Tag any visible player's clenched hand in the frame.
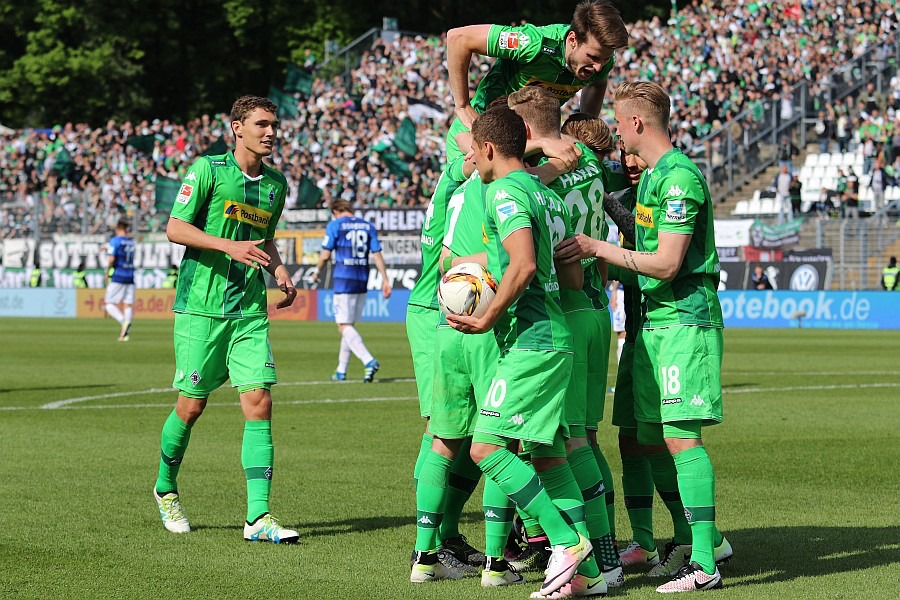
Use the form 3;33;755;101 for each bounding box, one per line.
541;138;581;171
555;234;600;264
226;240;270;269
382;280;392;299
276;282;297;309
446;313;491;334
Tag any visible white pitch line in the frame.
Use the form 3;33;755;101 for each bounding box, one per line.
38;378;416;410
3;396;417;412
724;382;900;394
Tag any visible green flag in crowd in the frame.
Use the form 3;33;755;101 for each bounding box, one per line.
201;137;228;156
297;176;323;208
284;64;314;96
394;117;417;156
53;149;76;181
267;86;299;119
126;134;162;155
379;150;412;177
154;176;181;212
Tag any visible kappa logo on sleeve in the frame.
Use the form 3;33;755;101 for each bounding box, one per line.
176;184;194;205
185;172;198;182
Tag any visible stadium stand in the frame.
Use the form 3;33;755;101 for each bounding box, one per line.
1;0;898;237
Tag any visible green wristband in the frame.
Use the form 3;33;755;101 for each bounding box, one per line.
442;256;453;272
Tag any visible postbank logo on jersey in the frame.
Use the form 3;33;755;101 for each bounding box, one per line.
635;203;655;228
525;77;582;101
224;201;272;229
499;31;530;50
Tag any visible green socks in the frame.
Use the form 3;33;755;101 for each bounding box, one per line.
537;462;601;578
591;444;617;540
646;450;693;545
440;437;482;541
155;410;192;494
568;446;619;568
415;451;452;552
413;433;433;488
242;420;274;523
673;446;717;575
620;452;655;550
482;478;515;558
477;449;579;548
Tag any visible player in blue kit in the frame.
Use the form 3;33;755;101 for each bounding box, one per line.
313;200;392;382
105;219;136;341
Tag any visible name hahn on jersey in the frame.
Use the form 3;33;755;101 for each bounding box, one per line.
224;201;271;229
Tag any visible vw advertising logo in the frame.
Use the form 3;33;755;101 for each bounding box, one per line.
789;265;820;290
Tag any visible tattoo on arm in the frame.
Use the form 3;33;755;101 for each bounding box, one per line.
624;252;641;273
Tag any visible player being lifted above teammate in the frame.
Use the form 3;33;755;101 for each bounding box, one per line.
105;220;136;341
445;0;628;163
556;82;728;593
313;200;391;383
445;105;601;598
153;95;298;544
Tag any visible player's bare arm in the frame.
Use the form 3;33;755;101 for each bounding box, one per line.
439;245;488;274
447;24;492;129
372;251;392;299
555;245;585;290
262;238;296;308
166;217;271;269
312;248;331;284
555;231;691;282
526;158;572;185
578;81;608;117
525;137;581;170
447;227;534;334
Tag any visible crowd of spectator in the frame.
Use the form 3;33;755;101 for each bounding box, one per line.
1;0;898;239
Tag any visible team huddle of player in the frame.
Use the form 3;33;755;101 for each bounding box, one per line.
406;1;730;596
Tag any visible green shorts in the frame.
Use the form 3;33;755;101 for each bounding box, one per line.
633;326;723;426
172;313;276;398
473;349;572;446
445;117;470;164
430;326;499;439
406;304;441;418
611;341;637;429
564;308;611;436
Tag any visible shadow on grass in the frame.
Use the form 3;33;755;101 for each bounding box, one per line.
295;510;484;538
0;384;114;394
617;525;900;592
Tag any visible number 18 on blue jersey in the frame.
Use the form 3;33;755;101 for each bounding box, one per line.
322;216;382;294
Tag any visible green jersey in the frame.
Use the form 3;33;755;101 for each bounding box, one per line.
446;24;615;162
545;143;609;312
476;24;613;114
634;148;723;329
483;170;573;353
169;152;286;319
409;158;467;309
438;171;486;326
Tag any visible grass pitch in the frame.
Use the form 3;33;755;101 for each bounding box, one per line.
1;318;898;599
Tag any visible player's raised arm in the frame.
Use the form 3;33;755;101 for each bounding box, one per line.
447;24;492;129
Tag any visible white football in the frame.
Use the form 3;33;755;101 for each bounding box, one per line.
438;262;498;318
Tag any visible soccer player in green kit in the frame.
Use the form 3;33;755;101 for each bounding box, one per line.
445;0;628;163
556;82;727;592
153;96;299;544
446;105;596;598
408;158;491;579
506;87;622;593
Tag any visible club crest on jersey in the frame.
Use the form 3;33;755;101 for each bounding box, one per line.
224;201;272;229
495;200;518;223
267;186;276;206
635;203;655;228
176;184;194;205
499;31;529;50
666;199;687;222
